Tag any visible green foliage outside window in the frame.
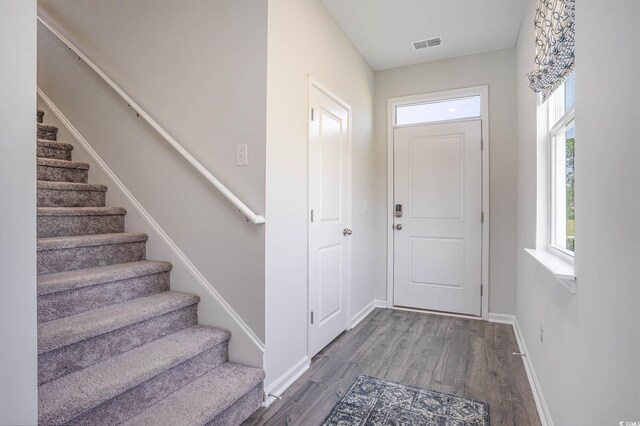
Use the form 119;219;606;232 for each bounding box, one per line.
566;137;575;251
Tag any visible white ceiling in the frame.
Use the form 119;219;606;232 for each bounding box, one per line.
320;0;527;70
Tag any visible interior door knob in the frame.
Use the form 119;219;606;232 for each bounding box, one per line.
395;224;403;230
343;228;353;236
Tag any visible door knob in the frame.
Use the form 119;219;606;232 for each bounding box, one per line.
343;228;353;236
395;224;403;230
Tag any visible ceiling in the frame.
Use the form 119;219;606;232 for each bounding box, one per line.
320;0;527;70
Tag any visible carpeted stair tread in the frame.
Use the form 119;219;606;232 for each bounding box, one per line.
37;157;89;170
37;181;108;208
38;123;57;131
38;291;199;354
37;139;74;161
38;123;59;141
37;206;126;217
38;180;107;192
38;157;89;183
121;362;265;426
38;325;231;426
37;207;128;237
38;260;172;296
38;139;73;151
37;232;148;251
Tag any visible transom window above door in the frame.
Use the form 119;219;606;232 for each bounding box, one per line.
395;95;481;126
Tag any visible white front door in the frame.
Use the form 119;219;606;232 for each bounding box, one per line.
393;120;482;316
308;84;351;357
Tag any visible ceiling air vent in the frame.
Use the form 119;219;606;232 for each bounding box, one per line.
412;36;443;51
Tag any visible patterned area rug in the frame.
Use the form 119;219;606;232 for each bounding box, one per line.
321;376;490;425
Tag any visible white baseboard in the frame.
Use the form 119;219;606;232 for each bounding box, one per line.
512;319;553;426
488;313;553;426
38;88;265;357
263;356;310;407
487;312;516;324
350;299;386;329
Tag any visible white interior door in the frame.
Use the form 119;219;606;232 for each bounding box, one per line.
308;85;351;357
393;120;482;316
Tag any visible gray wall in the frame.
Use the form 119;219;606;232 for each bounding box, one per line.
375;48;518;314
265;0;376;389
0;0;38;423
515;0;640;423
37;0;268;345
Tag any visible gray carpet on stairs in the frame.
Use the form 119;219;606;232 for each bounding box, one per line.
37;261;172;322
37;232;149;274
36;109;264;425
37;207;127;238
37;157;90;183
38;139;73;160
38;181;107;208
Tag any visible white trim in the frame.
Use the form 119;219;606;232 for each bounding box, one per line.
37;15;264;225
487;313;553;426
548;108;576;258
392;305;484;321
546;78;575;257
307;78;353;355
512;319;554;426
263;356;310;407
386;85;490;319
349;299;386;329
486;312;517;324
524;248;576;294
38;88;266;354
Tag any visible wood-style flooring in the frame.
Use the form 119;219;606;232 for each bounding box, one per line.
244;308;540;426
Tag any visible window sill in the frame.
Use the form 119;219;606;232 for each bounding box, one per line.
524;248;576;295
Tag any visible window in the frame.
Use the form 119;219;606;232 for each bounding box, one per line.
548;71;575;254
395;96;481;126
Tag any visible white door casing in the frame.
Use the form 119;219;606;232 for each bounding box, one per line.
308;83;351;357
393;120;482;316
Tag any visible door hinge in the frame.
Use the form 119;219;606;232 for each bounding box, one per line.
481;138;484;151
310;311;314;324
481;285;484;296
310;209;314;223
481;212;484;223
311;108;315;121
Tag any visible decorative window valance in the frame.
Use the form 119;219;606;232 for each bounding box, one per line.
527;0;575;102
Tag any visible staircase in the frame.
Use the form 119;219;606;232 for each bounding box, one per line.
35;109;264;425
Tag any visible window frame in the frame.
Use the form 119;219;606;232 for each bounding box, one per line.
547;79;576;258
394;95;482;126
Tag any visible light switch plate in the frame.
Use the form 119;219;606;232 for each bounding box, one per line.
236;144;248;166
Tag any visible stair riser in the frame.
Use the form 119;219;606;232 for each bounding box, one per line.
38;271;170;323
37;145;72;161
206;383;263;426
38;214;125;238
64;342;229;426
37;165;88;184
38;126;58;141
38;188;106;208
39;304;198;385
38;241;146;275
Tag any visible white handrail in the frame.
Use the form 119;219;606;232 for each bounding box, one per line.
37;15;265;225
